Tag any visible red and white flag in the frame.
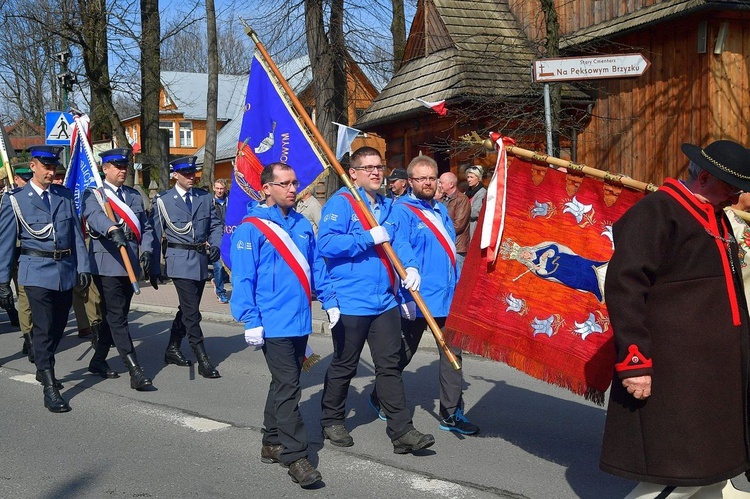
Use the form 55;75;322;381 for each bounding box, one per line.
480;133;516;263
415;97;447;116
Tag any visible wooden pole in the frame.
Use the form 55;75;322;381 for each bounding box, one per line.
241;20;461;370
0;126;15;190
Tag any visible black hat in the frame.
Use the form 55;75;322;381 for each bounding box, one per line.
99;148;130;166
55;164;67;176
681;140;750;192
387;168;408;181
27;145;63;166
169;156;200;173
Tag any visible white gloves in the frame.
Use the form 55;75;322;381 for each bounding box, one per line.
326;307;341;329
369;226;390;245
244;326;264;348
402;267;421;291
400;301;417;321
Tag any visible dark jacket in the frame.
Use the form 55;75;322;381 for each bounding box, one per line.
441;190;471;253
600;178;750;486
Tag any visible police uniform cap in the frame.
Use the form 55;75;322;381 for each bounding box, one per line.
27;145;63;166
99;148;130;166
169;156;200;173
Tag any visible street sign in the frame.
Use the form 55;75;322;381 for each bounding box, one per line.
45;111;74;145
533;53;650;83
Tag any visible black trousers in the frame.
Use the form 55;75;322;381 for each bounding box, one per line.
94;275;135;358
262;336;308;465
320;306;413;440
171;278;206;347
25;286;73;372
373;316;464;419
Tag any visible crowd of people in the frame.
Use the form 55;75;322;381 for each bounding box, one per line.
4;139;750;496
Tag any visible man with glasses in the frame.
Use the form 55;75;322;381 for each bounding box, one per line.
370;155;479;435
600;140;750;497
231;162;338;488
318;146;435;454
151;156;223;379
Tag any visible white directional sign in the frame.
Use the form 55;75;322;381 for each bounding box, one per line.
45;111;74;145
533;53;650;82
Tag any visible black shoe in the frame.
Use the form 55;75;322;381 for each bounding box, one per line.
322;424;353;447
392;429;435;454
123;353;153;391
164;334;191;367
260;444;285;466
439;408;479;435
88;343;119;379
191;343;220;379
287;458;322;488
35;371;63;389
39;369;70;413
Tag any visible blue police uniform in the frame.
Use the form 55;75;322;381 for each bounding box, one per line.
150;156;223;378
0;145;91;413
80;147;156;389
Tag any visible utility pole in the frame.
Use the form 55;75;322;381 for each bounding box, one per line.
55;48;74;165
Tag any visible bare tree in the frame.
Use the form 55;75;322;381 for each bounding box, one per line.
391;0;406;73
140;0;163;188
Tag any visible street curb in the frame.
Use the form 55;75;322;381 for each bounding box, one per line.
130;302;331;335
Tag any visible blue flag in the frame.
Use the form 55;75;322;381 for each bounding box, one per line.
222;52;328;270
64;116;100;214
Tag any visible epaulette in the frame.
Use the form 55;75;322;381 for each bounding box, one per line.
192;187;208;195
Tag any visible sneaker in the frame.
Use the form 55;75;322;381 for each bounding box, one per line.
287;458;322;488
439;408;479;435
369;393;386;421
322;424;354;447
217;292;229;304
260;444;285;465
392;429;435;454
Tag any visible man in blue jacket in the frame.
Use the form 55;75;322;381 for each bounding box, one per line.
374;155;478;435
151;157;223;378
318;146;435;454
230;162;337;488
0;145;91;413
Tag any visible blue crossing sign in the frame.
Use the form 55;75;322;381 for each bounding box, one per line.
45;111;74;145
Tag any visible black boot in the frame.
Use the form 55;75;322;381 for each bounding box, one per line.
90;322;100;350
39;369;70;413
88;343;119;379
35;370;63;389
164;334;191;366
22;333;34;363
123;353;153;391
192;343;221;379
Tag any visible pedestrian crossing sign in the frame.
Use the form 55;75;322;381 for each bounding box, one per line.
45;112;74;145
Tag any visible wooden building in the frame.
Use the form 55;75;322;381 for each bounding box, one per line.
357;0;750;185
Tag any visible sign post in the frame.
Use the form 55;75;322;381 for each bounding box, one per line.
45;111;74;146
533;53;650;154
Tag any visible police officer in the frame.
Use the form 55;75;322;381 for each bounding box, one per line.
0;145;91;413
82;148;156;390
151;156;223;378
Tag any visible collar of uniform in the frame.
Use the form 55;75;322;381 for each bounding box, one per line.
408;191;438;210
28;180;49;197
174;184;192;198
104;180;123;193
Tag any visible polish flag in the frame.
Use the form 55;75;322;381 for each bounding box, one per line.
480;133;516;264
415;97;447;116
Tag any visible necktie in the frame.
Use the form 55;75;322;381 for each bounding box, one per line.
116;188;125;203
185;192;192;212
41;191;51;211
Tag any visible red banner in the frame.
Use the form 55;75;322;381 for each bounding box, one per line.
446;157;644;404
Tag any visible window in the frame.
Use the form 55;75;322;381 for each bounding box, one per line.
179;121;193;147
159;121;175;147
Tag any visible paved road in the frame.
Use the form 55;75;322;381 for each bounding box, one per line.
0;285;747;498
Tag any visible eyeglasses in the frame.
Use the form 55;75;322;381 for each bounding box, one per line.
352;165;385;172
267;180;300;190
409;176;437;184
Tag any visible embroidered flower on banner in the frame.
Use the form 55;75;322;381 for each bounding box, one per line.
563;196;594;226
529;201;556;219
601;225;614;250
504;293;528;316
572;311;610;340
531;315;564;337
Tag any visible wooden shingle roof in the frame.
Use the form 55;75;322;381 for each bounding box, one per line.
356;0;542;129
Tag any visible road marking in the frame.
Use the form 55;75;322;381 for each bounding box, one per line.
410;476;471;497
10;374;39;385
133;406;230;432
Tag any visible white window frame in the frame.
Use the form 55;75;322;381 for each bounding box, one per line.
179;121;193;147
159;121;175;147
